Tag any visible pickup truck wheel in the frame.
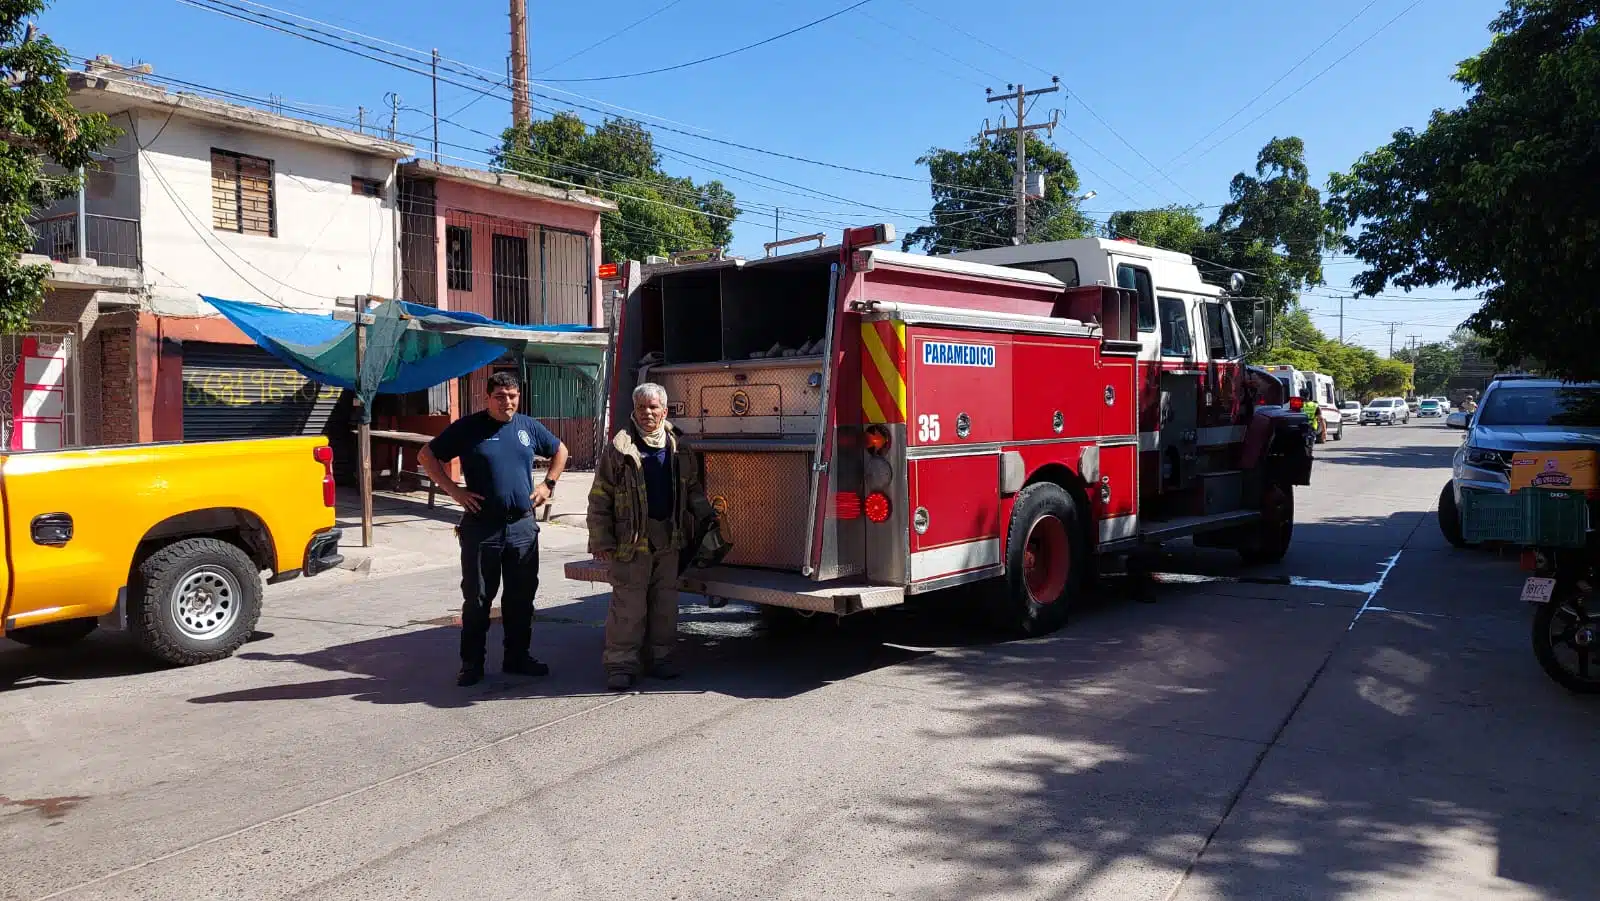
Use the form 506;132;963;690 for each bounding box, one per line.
130;537;263;666
989;482;1080;637
6;617;97;648
1239;484;1294;565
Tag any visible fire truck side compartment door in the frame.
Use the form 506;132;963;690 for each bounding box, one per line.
908;452;1002;585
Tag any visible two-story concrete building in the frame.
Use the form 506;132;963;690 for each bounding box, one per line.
29;61;410;445
28;60;618;469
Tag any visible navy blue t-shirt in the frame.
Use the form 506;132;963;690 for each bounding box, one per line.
428;412;561;519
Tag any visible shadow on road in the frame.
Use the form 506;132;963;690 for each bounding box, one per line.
1321;442;1457;469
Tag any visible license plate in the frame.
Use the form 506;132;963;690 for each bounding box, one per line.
1521;577;1557;604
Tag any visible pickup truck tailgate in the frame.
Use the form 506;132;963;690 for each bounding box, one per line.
563;559;903;615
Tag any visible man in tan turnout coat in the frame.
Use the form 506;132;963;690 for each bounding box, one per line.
588;382;723;691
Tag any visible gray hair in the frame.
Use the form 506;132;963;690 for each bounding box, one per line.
633;382;668;405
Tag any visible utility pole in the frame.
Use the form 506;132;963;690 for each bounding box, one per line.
1339;294;1345;344
357;106;366;134
509;0;531;124
384;92;401;141
774;208;780;242
984;78;1061;244
431;49;440;162
1408;334;1422;357
1388;322;1399;358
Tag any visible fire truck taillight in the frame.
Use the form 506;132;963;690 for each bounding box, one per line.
835;492;862;520
864;425;891;455
864;492;892;524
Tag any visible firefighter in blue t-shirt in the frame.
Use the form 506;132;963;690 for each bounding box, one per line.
420;371;568;687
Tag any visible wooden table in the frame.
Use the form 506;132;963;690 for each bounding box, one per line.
366;429;446;507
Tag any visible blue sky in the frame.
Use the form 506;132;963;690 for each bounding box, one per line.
40;0;1506;353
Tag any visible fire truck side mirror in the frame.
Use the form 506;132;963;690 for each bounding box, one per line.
1251;304;1266;346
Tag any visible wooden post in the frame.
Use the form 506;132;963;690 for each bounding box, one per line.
355;312;374;548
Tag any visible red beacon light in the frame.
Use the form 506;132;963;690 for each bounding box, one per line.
864;491;892;524
844;223;897;249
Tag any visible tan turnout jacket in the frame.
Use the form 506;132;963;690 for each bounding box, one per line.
587;423;718;563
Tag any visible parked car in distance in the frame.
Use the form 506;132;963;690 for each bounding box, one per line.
1362;397;1410;425
1407;398;1421;415
1418;398;1443;418
1438;378;1600;547
1434;397;1453;413
1339;400;1362;425
0;437;343;665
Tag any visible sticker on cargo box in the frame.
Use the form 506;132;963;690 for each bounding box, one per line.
921;341;995;368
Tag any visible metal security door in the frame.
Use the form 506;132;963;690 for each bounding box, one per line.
492;233;532;324
182;342;340;441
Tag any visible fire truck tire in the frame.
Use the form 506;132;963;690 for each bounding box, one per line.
991;482;1083;636
1238;483;1295;565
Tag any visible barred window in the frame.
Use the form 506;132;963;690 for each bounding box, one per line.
211;149;275;237
445;225;473;291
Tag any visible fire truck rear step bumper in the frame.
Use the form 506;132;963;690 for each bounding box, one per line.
1137;510;1261;544
563;560;905;615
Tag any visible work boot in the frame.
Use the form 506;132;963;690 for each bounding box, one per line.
646;661;682;680
457;664;485;687
503;655;551;677
606;672;636;692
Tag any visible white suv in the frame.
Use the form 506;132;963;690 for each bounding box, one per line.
1361;397;1410;425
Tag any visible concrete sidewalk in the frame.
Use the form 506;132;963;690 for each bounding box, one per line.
334;470;594;576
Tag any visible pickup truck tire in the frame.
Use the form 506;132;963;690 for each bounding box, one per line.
1238;483;1295;565
988;482;1081;637
6;617;97;648
130;537;263;666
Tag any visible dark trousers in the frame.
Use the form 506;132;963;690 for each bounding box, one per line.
458;515;539;666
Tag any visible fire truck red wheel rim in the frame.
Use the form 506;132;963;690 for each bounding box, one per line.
1023;515;1070;604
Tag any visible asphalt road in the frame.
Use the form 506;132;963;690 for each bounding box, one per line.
3;418;1595;901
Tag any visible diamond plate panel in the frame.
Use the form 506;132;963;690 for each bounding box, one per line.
703;451;812;571
655;360;824;423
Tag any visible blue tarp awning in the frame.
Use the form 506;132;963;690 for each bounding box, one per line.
203;297;611;422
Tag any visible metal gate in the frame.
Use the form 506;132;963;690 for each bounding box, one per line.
500;362;602;470
182;342;341;441
0;332;76;450
492;233;533;324
541;228;591;324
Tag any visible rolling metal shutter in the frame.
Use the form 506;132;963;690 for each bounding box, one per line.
182;342;341;441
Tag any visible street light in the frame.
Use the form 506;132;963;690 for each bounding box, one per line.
1075;190;1097;202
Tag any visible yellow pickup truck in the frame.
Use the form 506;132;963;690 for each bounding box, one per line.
0;436;343;665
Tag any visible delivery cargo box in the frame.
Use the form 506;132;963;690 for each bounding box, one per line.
1509;450;1599;493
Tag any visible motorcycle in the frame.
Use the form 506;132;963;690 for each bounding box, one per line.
1523;542;1600;693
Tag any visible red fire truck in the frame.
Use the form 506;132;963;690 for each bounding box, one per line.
570;225;1313;634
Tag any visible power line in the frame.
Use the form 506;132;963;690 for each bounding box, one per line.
177;0;1024;203
1166;0;1384;167
539;0;877;83
1179;0;1426;169
537;0;692;74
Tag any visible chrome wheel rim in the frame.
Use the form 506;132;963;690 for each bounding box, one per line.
170;566;241;640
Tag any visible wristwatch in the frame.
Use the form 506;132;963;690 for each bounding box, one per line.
544;477;558;493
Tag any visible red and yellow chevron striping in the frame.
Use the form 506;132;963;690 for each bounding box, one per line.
860;319;906;424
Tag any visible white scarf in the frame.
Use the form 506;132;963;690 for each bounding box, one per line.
633;414;668;449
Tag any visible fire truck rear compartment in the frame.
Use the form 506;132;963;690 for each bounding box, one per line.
637;251;839;575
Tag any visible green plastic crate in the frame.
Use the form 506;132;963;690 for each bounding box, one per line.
1459;488;1590;547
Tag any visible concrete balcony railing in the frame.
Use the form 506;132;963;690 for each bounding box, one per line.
28;213;141;270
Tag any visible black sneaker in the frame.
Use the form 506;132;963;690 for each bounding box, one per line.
606;672;636;692
503;656;551;677
457;665;485;687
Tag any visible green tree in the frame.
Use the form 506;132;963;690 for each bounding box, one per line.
901;133;1092;253
1394;341;1462;396
1368;358;1414;397
1197;137;1340;317
1327;1;1599;381
2;2;118;330
1105;138;1338;324
495;113;740;263
1105;205;1206;253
